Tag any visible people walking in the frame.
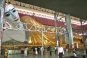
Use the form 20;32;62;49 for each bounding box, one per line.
21;47;24;54
58;45;64;58
54;46;57;54
24;47;28;56
85;45;87;55
65;44;69;52
73;51;77;58
32;47;35;54
49;46;52;55
35;47;38;55
40;46;44;55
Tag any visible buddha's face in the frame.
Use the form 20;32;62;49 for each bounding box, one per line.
4;4;20;23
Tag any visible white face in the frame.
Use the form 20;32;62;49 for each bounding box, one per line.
4;4;20;23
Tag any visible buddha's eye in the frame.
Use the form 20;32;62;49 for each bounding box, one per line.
12;8;16;13
5;12;10;16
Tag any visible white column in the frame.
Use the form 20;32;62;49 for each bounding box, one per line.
0;0;5;54
65;14;74;48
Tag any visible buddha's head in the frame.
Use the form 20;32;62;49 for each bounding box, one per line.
4;4;23;29
4;4;20;23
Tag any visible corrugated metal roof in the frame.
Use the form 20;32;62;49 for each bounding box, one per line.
15;0;87;20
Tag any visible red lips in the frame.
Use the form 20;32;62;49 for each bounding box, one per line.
14;18;19;21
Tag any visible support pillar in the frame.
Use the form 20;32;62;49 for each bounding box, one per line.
80;19;85;42
0;0;5;55
54;11;59;46
41;25;44;56
65;14;74;48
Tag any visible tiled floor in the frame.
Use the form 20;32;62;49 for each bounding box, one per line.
8;54;57;58
0;51;86;58
8;52;61;58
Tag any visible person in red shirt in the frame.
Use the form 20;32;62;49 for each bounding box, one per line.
66;44;69;52
21;47;24;54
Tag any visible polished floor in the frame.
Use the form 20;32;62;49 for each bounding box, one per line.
6;52;72;58
0;51;86;58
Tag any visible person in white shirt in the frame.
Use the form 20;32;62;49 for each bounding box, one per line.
35;47;38;55
40;46;44;55
58;45;64;58
24;47;28;56
73;51;77;58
